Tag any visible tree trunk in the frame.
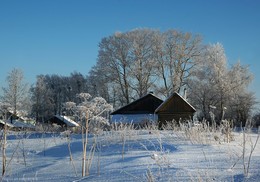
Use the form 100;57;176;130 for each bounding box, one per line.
81;112;89;177
2;120;7;176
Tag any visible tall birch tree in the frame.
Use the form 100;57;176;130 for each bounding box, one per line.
1;68;31;116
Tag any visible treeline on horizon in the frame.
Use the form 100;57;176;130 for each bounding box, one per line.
1;28;259;127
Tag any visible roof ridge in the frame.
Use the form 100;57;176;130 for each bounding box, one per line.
155;92;196;113
111;93;163;115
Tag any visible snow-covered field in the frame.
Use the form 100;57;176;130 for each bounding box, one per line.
1;128;260;182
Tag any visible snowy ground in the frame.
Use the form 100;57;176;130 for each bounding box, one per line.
1;128;260;181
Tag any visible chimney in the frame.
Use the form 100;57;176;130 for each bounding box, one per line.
183;88;187;100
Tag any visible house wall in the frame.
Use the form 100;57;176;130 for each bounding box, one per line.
158;112;194;128
111;114;158;125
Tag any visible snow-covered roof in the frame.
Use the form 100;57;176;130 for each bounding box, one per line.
7;108;33;121
0;120;14;127
0;119;35;129
54;115;79;127
11;120;36;129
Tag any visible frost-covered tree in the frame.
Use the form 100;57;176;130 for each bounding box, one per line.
188;43;255;125
152;30;175;98
68;71;88;98
165;30;202;93
31;73;88;120
225;62;255;125
97;29;202;105
1;68;31;117
31;75;54;122
127;29;158;98
98;31;132;105
44;74;67;115
153;30;202;97
188;43;229;121
0;68;31;176
87;65;112;103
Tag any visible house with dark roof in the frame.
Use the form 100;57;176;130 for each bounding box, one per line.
110;92;196;128
47;115;79;128
110;93;163;126
0;109;36;130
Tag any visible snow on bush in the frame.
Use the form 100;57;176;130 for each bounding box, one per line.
64;93;113;128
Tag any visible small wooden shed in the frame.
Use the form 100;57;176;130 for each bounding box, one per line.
155;92;196;128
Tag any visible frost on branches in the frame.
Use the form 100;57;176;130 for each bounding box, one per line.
63;93;113;177
64;93;113;127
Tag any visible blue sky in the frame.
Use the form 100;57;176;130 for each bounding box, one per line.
0;0;260;105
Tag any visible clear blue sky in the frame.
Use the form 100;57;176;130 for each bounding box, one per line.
0;0;260;105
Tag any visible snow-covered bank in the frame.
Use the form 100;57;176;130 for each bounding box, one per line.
1;129;259;181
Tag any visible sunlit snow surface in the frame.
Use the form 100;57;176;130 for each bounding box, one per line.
1;130;260;181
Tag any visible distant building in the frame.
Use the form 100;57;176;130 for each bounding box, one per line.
0;109;36;130
110;92;196;128
47;115;79;128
